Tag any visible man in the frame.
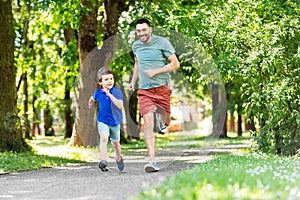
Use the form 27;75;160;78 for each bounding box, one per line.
129;18;180;173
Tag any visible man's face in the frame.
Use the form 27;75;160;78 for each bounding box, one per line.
136;23;152;43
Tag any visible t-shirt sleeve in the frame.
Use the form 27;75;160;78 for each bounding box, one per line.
162;38;176;58
93;91;97;100
115;89;123;100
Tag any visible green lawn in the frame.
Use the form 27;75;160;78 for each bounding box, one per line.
134;153;300;200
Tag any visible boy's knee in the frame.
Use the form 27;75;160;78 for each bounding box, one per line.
111;141;120;148
100;134;109;143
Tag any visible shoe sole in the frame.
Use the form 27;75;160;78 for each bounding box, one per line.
144;165;159;173
99;161;109;172
158;131;165;135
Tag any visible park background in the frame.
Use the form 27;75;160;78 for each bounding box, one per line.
0;0;299;199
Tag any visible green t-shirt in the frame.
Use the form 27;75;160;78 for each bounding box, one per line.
132;34;175;89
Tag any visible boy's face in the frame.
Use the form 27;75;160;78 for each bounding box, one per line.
99;74;114;90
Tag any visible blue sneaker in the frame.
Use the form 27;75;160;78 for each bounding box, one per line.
144;161;160;173
98;160;109;172
116;157;124;172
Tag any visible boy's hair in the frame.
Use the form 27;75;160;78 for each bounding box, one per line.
136;18;151;27
97;67;115;82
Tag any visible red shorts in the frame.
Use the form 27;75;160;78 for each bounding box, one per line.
138;84;172;126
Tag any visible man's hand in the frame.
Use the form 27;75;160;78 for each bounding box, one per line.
144;69;157;78
129;82;136;92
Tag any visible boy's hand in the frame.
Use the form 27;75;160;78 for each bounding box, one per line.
102;88;112;98
88;96;94;108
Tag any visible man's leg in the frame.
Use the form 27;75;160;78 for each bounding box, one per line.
143;112;160;172
155;105;170;133
143;112;155;161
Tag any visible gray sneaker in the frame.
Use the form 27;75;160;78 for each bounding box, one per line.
144;161;160;173
98;160;109;172
156;114;167;135
116;157;124;172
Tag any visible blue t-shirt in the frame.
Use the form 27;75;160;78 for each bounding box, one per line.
93;86;123;126
132;34;176;89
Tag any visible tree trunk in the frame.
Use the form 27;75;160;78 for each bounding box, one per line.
32;95;41;136
69;0;99;147
70;0;132;147
211;82;219;137
44;104;54;136
221;112;227;138
121;79;140;140
211;82;227;138
21;3;31;139
63;26;77;138
229;112;235;131
237;113;242;136
0;0;29;152
23;73;31;138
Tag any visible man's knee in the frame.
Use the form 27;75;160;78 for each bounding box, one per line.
143;113;155;139
143;113;154;128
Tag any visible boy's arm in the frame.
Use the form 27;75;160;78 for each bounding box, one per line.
103;89;123;110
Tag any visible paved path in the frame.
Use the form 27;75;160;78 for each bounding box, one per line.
0;144;249;200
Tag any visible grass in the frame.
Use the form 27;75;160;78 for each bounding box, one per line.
0;152;81;174
134;153;300;200
0;135;96;174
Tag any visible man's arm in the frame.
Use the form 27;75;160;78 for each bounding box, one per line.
129;59;139;91
144;54;180;78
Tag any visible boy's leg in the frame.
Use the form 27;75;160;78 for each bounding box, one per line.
100;134;109;161
97;122;110;172
111;141;122;161
110;125;124;172
109;124;122;161
111;141;124;172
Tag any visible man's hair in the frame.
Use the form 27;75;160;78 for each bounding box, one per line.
97;67;115;82
136;18;151;27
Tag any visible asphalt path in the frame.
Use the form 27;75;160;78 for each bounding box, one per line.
0;144;248;200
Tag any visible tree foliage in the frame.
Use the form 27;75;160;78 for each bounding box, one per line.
4;0;299;155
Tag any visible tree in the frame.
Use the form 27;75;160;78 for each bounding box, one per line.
70;0;133;147
0;0;29;152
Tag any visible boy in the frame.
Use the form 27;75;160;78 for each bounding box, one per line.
88;67;124;172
